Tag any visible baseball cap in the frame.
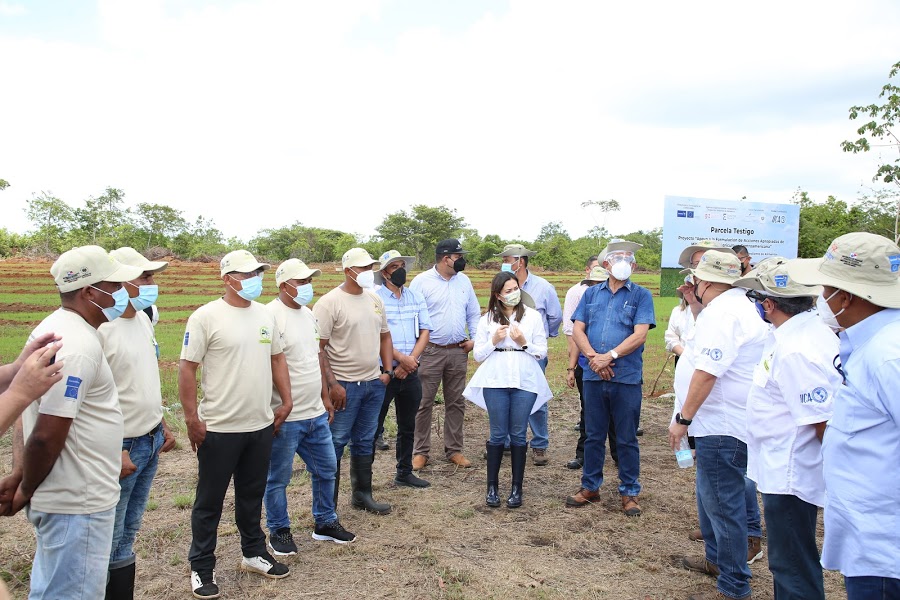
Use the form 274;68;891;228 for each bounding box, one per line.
582;266;609;284
275;258;321;286
375;250;414;285
601;238;642;261
51;245;144;293
110;247;168;275
687;250;743;285
220;250;270;276
342;247;378;270
786;232;900;308
678;240;737;269
735;257;821;298
498;243;536;258
435;239;468;255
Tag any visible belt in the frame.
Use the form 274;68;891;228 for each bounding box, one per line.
146;422;162;437
428;341;465;349
493;348;525;352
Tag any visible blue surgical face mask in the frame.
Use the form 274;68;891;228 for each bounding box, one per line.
288;282;314;306
500;263;514;273
129;284;159;311
230;275;263;301
90;285;130;322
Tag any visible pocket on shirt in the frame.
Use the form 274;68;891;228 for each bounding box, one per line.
618;305;637;326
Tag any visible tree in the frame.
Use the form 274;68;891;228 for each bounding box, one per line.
533;221;576;271
841;60;900;242
793;190;866;257
0;179;9;191
74;187;128;247
375;205;466;267
25;191;75;253
134;202;188;250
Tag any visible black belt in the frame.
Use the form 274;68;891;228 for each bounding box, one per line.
428;341;465;349
146;422;162;437
493;348;525;352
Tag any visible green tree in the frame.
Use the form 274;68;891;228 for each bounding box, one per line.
134;202;188;250
171;215;232;259
0;179;9;191
375;205;466;267
793;190;866;257
617;228;663;269
25;191;75;253
74;187;128;247
532;221;576;271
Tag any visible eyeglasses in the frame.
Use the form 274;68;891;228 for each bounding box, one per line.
744;290;769;304
607;253;635;265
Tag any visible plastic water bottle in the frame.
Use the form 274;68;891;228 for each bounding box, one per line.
675;436;694;468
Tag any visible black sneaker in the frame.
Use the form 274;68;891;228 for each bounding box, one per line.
375;435;389;451
312;521;357;544
191;570;220;599
268;527;298;556
395;472;431;488
240;552;290;579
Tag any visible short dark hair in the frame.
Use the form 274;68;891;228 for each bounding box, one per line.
586;255;598;268
770;295;814;316
732;245;748;254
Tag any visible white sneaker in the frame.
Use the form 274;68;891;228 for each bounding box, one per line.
240;553;290;579
190;570;220;599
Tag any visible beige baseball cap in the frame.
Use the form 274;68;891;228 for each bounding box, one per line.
51;245;144;292
110;247;168;275
220;250;270;276
341;247;378;270
735;257;822;298
498;243;537;258
582;266;609;284
678;240;737;269
601;238;642;261
375;250;414;284
786;232;900;308
687;250;743;285
275;258;321;286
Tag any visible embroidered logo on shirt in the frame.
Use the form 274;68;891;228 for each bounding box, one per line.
259;326;272;344
800;387;829;404
701;348;723;361
64;376;83;400
183;332;190;346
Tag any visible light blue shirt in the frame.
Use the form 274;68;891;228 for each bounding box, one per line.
820;308;900;579
375;284;433;367
521;271;563;338
409;267;481;346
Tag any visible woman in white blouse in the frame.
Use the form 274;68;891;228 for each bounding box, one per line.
464;272;552;509
664;290;695;366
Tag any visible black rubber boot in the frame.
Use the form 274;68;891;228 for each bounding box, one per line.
507;444;527;509
333;457;341;507
349;454;392;515
105;556;136;600
485;442;504;508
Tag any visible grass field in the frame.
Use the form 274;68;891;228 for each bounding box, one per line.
0;259;844;599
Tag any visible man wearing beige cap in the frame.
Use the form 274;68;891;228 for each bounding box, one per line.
737;258;840;600
1;245;139;599
668;250;769;600
499;243;562;466
180;249;294;598
313;248;394;515
100;247;176;598
786;232;900;600
373;250;433;488
264;259;356;553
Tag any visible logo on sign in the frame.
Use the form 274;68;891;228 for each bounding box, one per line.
677;210;686;217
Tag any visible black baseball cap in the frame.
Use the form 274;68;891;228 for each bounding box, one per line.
436;239;468;255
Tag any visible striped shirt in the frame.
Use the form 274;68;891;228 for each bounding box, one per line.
375;284;433;366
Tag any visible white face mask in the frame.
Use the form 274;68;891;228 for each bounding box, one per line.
610;261;632;280
817;289;845;331
352;269;375;289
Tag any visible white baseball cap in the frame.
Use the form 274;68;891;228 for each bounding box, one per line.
51;245;144;292
110;247;168;275
341;247;378;270
220;250;270;276
275;259;321;286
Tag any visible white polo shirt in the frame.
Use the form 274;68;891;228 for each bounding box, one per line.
675;288;769;442
821;308;900;579
745;311;840;507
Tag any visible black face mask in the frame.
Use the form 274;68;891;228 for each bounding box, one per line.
389;267;407;287
452;257;466;272
693;281;705;305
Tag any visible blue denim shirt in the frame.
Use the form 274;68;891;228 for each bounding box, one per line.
572;279;656;384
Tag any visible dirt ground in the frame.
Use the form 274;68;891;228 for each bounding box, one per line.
0;388;846;600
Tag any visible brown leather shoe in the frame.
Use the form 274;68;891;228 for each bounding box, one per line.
681;555;719;578
621;495;641;517
532;448;549;466
412;455;429;471
565;488;600;507
448;453;472;468
688;528;704;542
747;536;763;565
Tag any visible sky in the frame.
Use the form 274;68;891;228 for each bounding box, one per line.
1;0;899;245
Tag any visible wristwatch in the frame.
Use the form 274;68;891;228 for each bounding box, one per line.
609;349;619;360
675;412;692;426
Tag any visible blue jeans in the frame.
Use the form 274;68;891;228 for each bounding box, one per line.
110;425;164;564
483;388;537;446
330;379;386;458
697;474;762;539
526;357;549;449
844;576;900;600
696;435;752;599
762;493;824;600
265;413;338;529
581;380;641;495
27;507;116;599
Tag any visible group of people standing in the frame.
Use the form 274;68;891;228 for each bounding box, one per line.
0;229;897;600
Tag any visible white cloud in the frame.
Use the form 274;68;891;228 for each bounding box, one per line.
0;2;25;17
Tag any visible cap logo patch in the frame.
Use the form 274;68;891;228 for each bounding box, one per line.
773;274;788;288
62;267;90;284
840;253;863;268
889;254;900;273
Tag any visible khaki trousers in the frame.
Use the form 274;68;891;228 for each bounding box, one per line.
414;344;469;459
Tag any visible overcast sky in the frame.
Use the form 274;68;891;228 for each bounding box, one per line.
1;0;898;244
